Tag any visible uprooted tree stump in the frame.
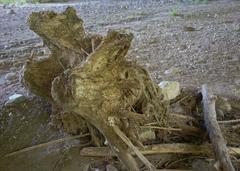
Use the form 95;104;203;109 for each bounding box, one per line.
23;7;169;170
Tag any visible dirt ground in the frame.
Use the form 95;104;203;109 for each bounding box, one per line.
0;0;240;170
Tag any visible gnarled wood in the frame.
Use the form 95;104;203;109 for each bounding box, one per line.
51;30;169;170
23;7;102;101
24;8;169;170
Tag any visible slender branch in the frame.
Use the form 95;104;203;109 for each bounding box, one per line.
145;113;196;126
218;119;240;124
202;84;235;171
80;143;240;157
112;125;157;171
141;126;181;131
5;133;90;157
169;113;196;121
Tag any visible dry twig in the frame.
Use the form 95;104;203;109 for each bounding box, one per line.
112;125;157;171
5;133;90;157
218;119;240;124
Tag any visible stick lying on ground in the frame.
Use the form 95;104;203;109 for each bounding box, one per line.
218;119;240;124
5;133;90;157
79;143;240;157
112;125;157;171
201;84;235;171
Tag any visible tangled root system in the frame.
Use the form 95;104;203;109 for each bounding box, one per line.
23;7;169;170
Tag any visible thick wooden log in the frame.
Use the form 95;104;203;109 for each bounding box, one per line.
201;84;235;171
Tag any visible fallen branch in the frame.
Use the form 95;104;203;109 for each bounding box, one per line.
143;121;204;138
170;112;240;125
201;84;235;171
169;113;196;121
145;113;196;126
5;133;90;157
218;119;240;124
141;126;182;131
80;143;240;157
112;125;157;171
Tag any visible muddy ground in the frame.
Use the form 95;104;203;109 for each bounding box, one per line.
0;0;240;170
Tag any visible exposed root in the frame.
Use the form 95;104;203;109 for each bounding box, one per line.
23;8;169;170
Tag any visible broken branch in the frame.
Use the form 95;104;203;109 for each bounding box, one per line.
5;133;90;157
80;143;240;157
112;125;157;171
201;84;235;171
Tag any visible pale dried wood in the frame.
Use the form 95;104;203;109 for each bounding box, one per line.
202;84;235;171
80;143;240;157
112;125;157;171
218;119;240;124
5;133;90;157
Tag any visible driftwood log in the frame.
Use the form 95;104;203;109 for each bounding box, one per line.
201;85;235;171
23;7;169;170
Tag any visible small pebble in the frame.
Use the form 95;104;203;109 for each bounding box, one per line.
5;72;18;81
179;44;187;50
235;79;240;85
7;9;16;15
159;81;180;100
4;45;8;50
9;94;22;100
164;67;181;75
5;94;26;105
106;164;119;171
183;26;196;32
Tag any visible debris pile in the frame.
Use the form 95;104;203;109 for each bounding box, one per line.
18;7;240;171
